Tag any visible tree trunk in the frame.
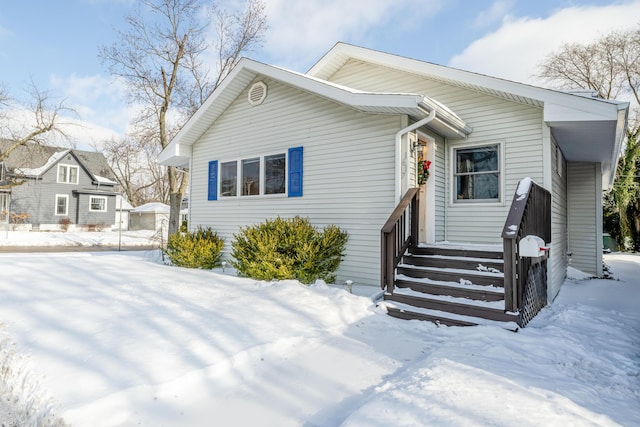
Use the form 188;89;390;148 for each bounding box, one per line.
168;192;182;235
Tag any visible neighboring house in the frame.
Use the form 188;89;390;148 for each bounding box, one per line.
0;140;118;230
159;42;628;327
114;194;134;230
129;202;170;231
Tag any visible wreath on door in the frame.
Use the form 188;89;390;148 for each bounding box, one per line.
418;160;431;185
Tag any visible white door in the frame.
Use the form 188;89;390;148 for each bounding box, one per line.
417;134;436;244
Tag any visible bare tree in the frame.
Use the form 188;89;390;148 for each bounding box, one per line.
538;26;640;134
0;83;72;164
99;0;267;234
537;25;640;249
101;135;156;206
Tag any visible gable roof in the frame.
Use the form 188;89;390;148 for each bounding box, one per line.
158;58;473;167
308;43;629;187
132;202;170;213
0;140;117;184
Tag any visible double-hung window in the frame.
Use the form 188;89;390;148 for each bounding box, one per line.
55;195;68;216
454;144;500;202
242;158;260;196
58;164;79;184
90;196;107;212
265;153;286;195
220;161;238;197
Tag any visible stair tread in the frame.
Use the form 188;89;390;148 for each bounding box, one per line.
398;263;504;278
382;301;519;330
417;242;503;251
406;253;504;265
390;287;505;309
395;274;505;294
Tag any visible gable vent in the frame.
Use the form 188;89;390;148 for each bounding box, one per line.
248;81;267;106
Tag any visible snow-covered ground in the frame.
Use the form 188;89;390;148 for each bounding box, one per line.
0;235;638;426
0;229;160;247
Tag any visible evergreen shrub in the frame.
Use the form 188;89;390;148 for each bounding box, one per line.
231;216;348;284
164;227;224;269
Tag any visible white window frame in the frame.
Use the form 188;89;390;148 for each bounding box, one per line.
450;141;504;205
264;152;287;195
89;196;107;212
55;194;69;216
57;164;79;184
241;157;261;196
220;160;238;197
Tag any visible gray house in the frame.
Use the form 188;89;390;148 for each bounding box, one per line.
0;140;117;230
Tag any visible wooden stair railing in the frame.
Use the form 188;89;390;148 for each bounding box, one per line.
381;188;420;294
502;179;551;320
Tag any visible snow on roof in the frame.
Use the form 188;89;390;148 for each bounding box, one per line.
115;195;134;211
131;202;170;213
94;175;117;185
14;150;70;176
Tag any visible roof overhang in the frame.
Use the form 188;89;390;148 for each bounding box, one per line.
158;58;471;167
545;102;628;189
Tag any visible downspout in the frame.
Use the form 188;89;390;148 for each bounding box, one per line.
394;109;436;203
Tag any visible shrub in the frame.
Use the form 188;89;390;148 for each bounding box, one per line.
231;216;348;284
164;227;224;269
58;217;72;232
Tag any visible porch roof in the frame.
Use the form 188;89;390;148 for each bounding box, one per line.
309;42;629;188
158;58;472;168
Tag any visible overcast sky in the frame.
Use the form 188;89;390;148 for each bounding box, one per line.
1;0;639;148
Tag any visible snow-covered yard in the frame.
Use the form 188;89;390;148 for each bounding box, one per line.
0;229;161;248
0;240;638;426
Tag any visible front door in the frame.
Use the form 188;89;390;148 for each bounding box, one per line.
417;134;436;244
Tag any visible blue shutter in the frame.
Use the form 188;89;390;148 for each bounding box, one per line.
207;160;218;201
288;147;303;197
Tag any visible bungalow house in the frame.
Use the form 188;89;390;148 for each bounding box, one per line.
0;140;118;231
159;43;628;328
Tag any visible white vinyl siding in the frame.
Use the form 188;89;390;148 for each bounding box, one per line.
433;135;446;241
190;78;400;286
328;59;544;244
567;162;603;277
549;137;568;301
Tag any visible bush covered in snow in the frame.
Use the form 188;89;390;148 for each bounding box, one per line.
0;327;68;426
164;227;224;269
231;216;348;283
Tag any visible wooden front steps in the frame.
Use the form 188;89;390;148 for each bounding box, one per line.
383;244;520;329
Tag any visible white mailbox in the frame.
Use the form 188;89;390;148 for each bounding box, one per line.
519;235;549;258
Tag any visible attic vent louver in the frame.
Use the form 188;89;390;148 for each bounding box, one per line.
248;81;267;106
